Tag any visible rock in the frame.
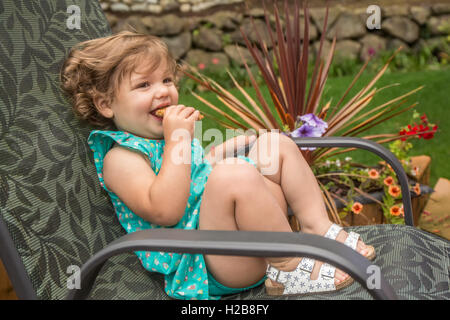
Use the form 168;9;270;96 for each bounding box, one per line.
359;34;387;62
110;3;130;13
247;8;265;18
387;38;411;53
203;11;243;30
130;3;147;12
382;5;409;17
105;13;119;28
147;4;163;14
193;27;223;51
312;39;332;61
426;15;450;36
432;4;450;14
180;3;190;12
162;32;192;60
382;17;419;44
112;16;147;34
326;13;366;40
334;40;361;61
410;6;431;25
240;18;274;48
309;6;342;34
183;16;201;32
224;44;255;66
142;14;184;36
299;17;318;42
185;49;229;71
229;28;246;46
160;0;179;12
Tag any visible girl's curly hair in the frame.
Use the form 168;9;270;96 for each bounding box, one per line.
60;31;179;129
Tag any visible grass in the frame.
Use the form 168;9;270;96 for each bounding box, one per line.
179;68;450;188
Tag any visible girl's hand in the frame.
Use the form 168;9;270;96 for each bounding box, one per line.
205;135;257;168
163;105;200;143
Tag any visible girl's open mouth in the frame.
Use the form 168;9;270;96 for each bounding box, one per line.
150;105;169;121
150;112;163;121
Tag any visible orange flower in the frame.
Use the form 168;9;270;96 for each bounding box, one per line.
368;169;379;179
388;185;401;197
390;205;401;216
413;183;421;196
352;202;363;215
384;176;394;186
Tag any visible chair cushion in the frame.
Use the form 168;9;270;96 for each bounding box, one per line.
0;0;117;300
87;225;450;300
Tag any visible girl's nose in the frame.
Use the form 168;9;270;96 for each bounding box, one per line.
153;83;169;98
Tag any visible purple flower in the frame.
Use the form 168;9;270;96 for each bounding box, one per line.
299;113;328;134
290;113;329;150
290;124;323;138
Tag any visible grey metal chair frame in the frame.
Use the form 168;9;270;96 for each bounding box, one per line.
1;136;410;300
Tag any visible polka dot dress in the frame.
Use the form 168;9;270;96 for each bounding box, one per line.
87;130;257;300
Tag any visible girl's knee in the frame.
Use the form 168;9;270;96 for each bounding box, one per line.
209;158;262;194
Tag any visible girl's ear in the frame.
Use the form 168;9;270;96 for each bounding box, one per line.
94;95;114;119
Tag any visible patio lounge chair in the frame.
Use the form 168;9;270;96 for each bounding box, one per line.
0;0;449;300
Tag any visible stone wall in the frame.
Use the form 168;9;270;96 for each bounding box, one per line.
102;1;450;71
100;0;244;13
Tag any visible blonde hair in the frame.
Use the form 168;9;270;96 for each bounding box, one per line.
60;31;179;128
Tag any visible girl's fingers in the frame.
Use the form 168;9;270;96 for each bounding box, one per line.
180;106;196;118
187;110;200;120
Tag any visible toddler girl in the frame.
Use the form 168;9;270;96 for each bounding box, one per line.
60;31;375;300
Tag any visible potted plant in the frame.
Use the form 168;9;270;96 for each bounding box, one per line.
182;0;439;226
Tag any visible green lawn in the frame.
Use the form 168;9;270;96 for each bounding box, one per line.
179;68;450;188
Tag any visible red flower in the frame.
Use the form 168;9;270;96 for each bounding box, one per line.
422;124;438;140
198;63;206;70
420;114;428;124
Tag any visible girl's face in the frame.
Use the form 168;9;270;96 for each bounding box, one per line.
105;60;178;140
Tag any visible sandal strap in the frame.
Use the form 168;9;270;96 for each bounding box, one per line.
266;265;289;284
266;256;315;284
285;264;336;294
344;231;360;250
324;223;343;240
319;263;336;280
267;261;337;294
298;257;315;273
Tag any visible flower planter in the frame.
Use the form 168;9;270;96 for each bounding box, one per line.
288;155;433;230
339;155;433;227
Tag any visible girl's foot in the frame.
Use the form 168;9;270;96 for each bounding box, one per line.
268;256;350;288
268;222;375;290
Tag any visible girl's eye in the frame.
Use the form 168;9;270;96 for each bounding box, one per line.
138;81;150;88
163;77;173;84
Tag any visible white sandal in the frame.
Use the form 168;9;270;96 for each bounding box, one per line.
265;223;375;295
325;223;376;261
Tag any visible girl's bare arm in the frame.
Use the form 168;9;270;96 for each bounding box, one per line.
102;140;191;226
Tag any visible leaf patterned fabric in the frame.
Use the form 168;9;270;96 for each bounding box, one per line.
0;0;449;300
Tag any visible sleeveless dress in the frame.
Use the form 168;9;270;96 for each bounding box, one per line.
87;130;258;300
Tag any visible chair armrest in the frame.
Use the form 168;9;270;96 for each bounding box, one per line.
65;229;398;300
291;137;413;226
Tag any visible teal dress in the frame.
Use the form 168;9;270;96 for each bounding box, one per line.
87;130;263;300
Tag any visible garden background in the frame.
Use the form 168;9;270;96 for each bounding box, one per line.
105;0;450;237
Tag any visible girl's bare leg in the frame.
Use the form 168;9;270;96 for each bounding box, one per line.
247;133;370;282
198;158;302;288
